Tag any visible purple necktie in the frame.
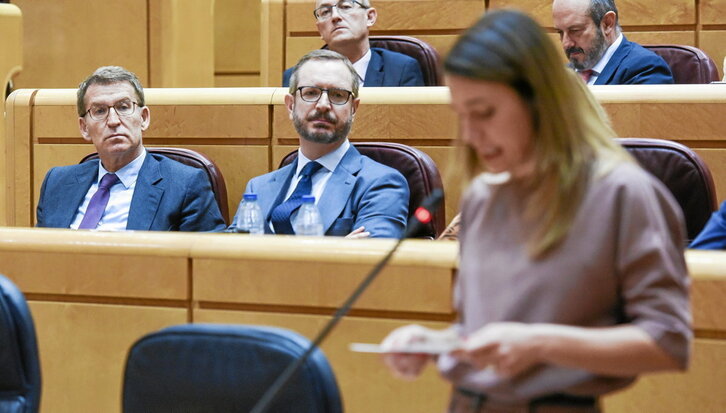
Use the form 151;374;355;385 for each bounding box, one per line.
78;173;120;229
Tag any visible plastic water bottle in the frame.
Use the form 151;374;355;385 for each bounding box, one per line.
232;193;264;234
293;195;324;236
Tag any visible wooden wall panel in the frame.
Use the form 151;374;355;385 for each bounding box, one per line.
701;0;725;25
624;31;696;46
11;0;150;89
693;149;726;204
603;339;726;413
194;310;451;413
214;0;261;86
699;30;726;80
30;302;187;413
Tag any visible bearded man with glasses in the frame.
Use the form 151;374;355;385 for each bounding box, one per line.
282;0;424;88
36;66;226;232
232;50;409;238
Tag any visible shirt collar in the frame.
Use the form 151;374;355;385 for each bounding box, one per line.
589;32;623;76
295;140;350;176
352;49;371;86
98;148;147;189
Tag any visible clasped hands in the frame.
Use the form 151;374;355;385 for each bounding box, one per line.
381;322;542;380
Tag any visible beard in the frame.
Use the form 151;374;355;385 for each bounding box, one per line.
293;109;353;145
566;27;609;71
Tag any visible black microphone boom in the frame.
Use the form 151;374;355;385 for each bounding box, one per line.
250;188;444;413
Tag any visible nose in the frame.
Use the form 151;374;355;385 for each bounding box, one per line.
106;107;122;125
330;5;342;20
315;91;333;111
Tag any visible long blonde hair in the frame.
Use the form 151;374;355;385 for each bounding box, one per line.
445;9;631;257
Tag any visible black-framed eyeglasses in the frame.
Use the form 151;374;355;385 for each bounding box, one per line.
84;99;138;121
313;0;368;21
297;86;354;105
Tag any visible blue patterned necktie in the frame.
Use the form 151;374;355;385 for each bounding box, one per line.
270;161;323;234
78;173;120;229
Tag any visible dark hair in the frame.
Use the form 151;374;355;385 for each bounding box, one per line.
77;66;144;117
588;0;619;27
288;49;360;96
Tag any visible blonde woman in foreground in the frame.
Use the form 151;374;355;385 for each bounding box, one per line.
381;9;690;413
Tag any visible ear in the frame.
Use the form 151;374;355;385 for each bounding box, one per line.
366;7;377;27
140;106;151;131
285;93;295;119
351;97;360;117
600;11;616;35
79;117;92;142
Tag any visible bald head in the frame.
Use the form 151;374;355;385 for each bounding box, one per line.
553;0;619;70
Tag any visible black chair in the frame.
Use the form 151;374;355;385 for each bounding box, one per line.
123;324;342;413
81;147;230;224
617;138;717;242
0;274;42;413
280;142;446;238
643;44;720;84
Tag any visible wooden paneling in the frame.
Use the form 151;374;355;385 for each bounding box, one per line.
30;302;187;413
11;0;150;89
214;74;262;87
701;0;726;25
693;149;726;203
603;339;726;412
194;310;451;413
214;0;261;74
624;31;696;46
699;30;726;80
617;0;695;26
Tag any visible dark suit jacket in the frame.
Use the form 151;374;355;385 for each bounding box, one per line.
594;36;674;85
283;47;425;87
36;153;226;232
690;201;726;249
235;145;409;238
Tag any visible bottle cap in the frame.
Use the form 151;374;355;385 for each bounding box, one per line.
243;193;258;201
301;195;316;203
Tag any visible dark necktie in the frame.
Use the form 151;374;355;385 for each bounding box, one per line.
78;173;120;229
579;69;594;83
270;161;323;235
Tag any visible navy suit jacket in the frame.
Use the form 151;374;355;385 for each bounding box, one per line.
283;47;425;87
236;145;409;238
690;201;726;249
36;153;226;232
594;36;674;85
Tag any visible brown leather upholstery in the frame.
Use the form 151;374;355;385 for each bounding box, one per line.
643;44;720;84
80;147;230;224
368;36;443;86
279;142;445;238
617;138;717;242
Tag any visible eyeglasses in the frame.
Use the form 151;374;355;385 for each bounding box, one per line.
84;99;138;121
297;86;354;105
313;0;367;21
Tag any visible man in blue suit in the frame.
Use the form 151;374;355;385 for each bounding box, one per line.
282;0;424;87
36;66;226;232
553;0;673;85
236;50;409;238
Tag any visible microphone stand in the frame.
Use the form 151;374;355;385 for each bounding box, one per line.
250;189;444;413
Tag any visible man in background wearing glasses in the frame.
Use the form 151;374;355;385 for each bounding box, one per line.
36;66;226;232
282;0;424;88
237;50;409;237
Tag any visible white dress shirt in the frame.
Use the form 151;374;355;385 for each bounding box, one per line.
352;49;371;87
70;149;147;231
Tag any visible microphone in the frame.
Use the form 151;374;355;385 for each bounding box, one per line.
250;188;444;413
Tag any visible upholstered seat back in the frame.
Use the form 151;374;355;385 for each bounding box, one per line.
123;324;342;413
280;142;446;238
643;44;720;84
617;138;717;242
368;36;442;86
0;275;42;413
81;147;230;224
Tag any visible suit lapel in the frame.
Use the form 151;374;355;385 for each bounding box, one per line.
58;162;98;227
260;162;297;233
363;48;384;86
127;154;164;230
318;146;362;233
595;37;630;85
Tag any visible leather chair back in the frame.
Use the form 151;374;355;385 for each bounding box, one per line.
643;44;720;84
617;138;717;242
280;142;446;238
81;147;230;224
123;324;342;413
369;35;442;86
0;274;42;413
